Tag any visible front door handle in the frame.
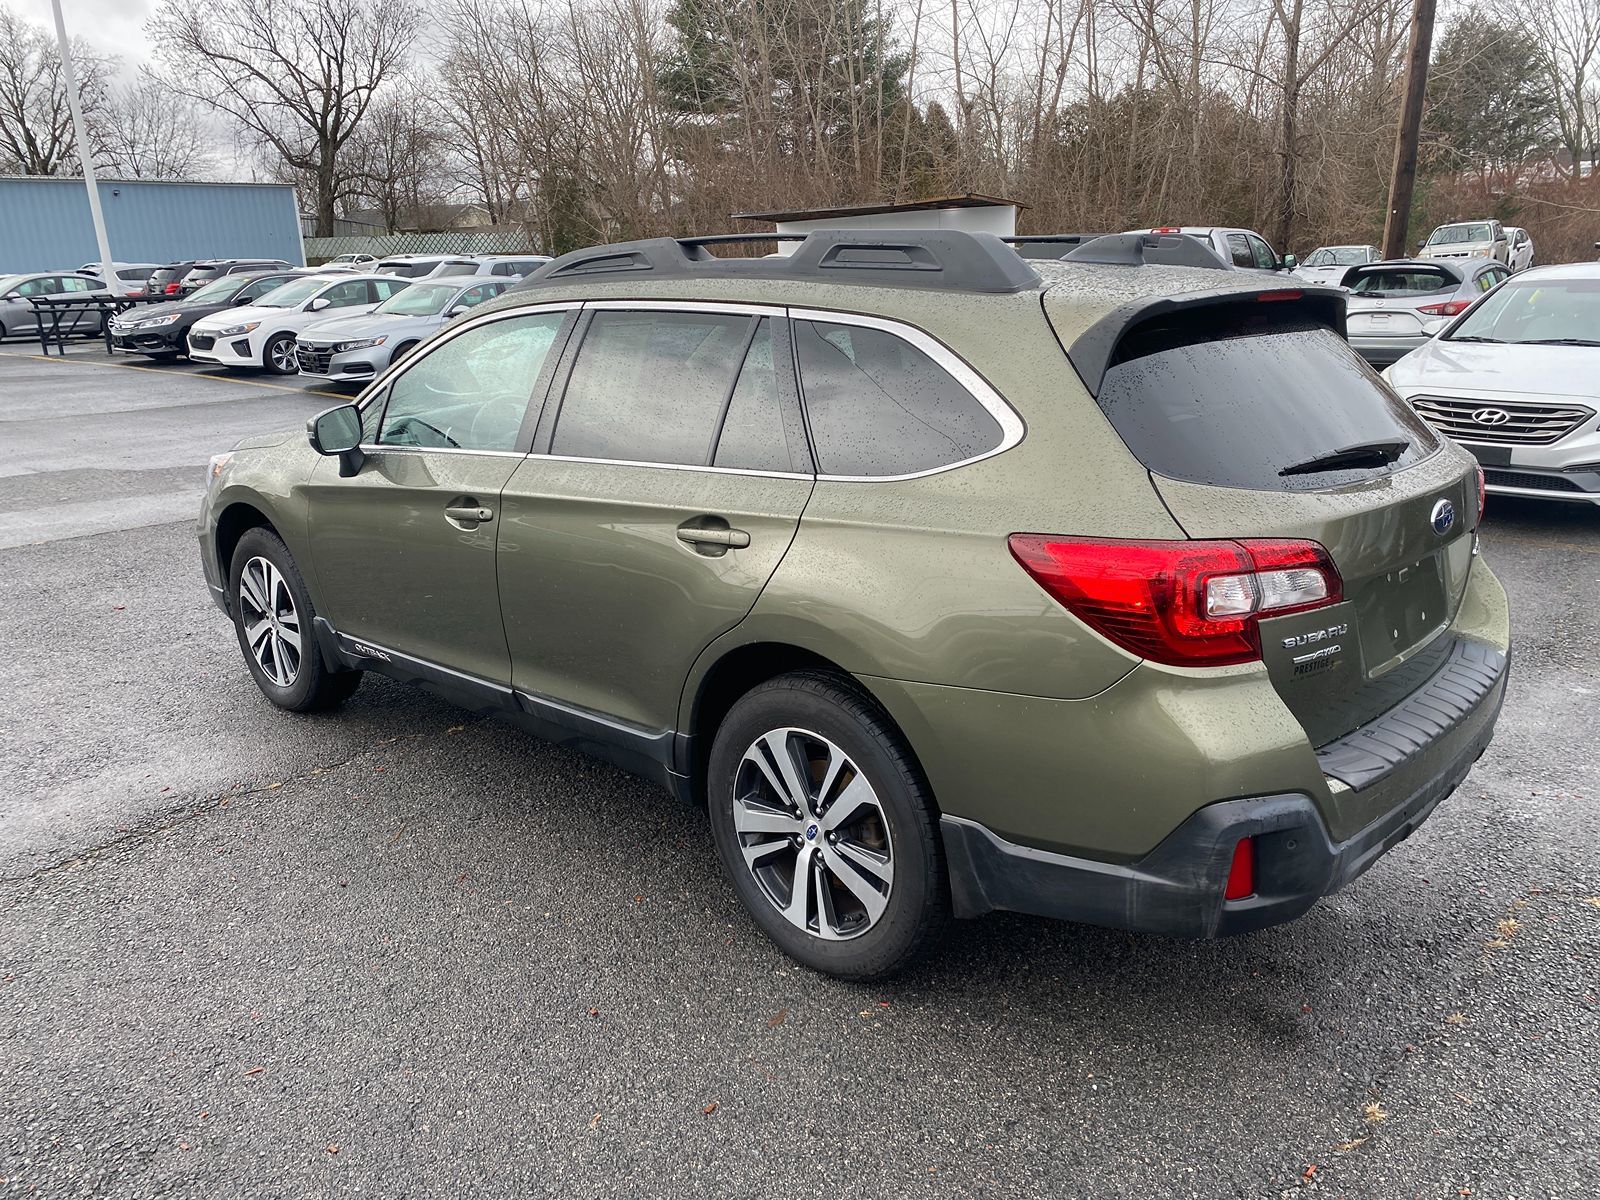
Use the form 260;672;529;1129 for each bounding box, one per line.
445;503;493;524
676;525;750;549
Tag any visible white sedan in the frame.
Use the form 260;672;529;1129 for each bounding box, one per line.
186;273;410;374
1384;262;1600;506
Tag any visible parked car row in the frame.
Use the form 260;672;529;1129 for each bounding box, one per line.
107;268;514;378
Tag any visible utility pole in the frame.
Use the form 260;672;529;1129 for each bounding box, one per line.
1382;0;1436;259
50;0;114;281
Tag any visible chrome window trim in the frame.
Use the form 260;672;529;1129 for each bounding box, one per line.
529;452;810;480
356;444;528;459
786;305;1026;482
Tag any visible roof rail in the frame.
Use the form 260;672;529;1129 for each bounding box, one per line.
519;229;1043;294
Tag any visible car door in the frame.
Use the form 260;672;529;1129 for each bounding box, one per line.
300;307;575;686
496;302;814;738
58;275;108;330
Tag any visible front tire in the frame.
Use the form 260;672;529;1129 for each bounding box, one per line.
263;332;298;375
228;528;361;712
389;340;418;367
707;671;946;980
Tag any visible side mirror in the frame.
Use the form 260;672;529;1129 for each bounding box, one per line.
446;304;468;318
308;296;332;311
1281;253;1297;270
307;404;365;476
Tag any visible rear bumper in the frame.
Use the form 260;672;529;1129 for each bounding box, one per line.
943;639;1508;937
1349;332;1435;365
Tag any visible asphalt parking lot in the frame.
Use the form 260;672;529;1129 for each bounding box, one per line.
2;339;1596;1199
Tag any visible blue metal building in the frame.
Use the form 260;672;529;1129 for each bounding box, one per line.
0;177;304;272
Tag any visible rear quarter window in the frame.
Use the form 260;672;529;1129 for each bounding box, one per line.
1095;324;1440;492
793;320;1004;477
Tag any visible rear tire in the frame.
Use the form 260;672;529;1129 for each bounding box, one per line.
228;528;362;712
707;670;947;980
263;332;298;375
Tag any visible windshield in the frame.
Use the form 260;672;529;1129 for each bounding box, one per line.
254;277;326;307
1446;277;1600;345
1428;223;1492;245
1307;247;1369;267
377;282;457;315
182;276;252;304
1348;267;1457;297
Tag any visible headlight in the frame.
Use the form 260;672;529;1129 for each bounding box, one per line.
333;336;387;353
207;452;233;485
133;313;183;328
217;321;260;336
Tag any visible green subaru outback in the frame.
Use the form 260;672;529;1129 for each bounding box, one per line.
198;230;1510;979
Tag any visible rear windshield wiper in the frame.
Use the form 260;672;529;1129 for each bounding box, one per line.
1279;439;1410;477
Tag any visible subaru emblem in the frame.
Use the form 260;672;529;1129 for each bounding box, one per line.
1430;498;1456;536
805;823;819;841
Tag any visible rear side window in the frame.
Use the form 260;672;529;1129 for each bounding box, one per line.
371;278;409;301
552;310;755;466
117;267;154;281
1348;268;1456;296
1095;324;1439;491
793;320;1002;477
1225;235;1254;268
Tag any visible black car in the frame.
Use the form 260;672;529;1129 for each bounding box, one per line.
107;270;299;359
177;258;293;295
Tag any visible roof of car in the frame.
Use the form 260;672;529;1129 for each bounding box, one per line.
1510;261;1599;280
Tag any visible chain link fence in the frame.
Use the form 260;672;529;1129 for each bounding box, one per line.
304;229;537;262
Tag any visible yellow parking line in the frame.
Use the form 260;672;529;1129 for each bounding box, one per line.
0;349;349;399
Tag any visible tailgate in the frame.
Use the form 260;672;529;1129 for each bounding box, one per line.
1153;452;1479;744
1052;293;1481;748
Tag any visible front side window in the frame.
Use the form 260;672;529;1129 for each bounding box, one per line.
551;310;757;466
1247;235;1278;271
794;319;1004;477
378;313;565;451
236;276;293;304
371;278;409;301
319;280;371;309
457;283;502;308
17;277;58;296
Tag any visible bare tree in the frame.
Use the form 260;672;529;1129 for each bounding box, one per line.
0;8;111;175
149;0;421;234
346;80;448;231
92;73;216;179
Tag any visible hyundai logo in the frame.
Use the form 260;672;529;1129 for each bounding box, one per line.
1431;498;1456;536
1472;407;1512;426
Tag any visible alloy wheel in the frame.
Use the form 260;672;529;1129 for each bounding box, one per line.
269;338;296;372
237;556;302;687
732;727;895;941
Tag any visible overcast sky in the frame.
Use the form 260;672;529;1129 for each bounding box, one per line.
9;0;156;76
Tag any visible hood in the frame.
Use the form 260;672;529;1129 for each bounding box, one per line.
296;310;416;342
231;429;299;452
115;299;190;322
191;303;283;332
1390;338;1600;399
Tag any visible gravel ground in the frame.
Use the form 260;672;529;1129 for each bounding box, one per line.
2;344;1596;1199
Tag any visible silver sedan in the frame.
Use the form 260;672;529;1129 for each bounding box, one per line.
1343;258;1511;367
293;277;510;383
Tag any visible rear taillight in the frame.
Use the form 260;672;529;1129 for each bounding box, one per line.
1418;299;1472;317
1476;464;1486;521
1224;838;1256;900
1008;535;1343;667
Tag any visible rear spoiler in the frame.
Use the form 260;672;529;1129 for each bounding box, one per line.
1005;233;1231;271
1067;284;1349;395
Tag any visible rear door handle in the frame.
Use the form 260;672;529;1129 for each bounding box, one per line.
676;526;750;549
445;504;493;524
